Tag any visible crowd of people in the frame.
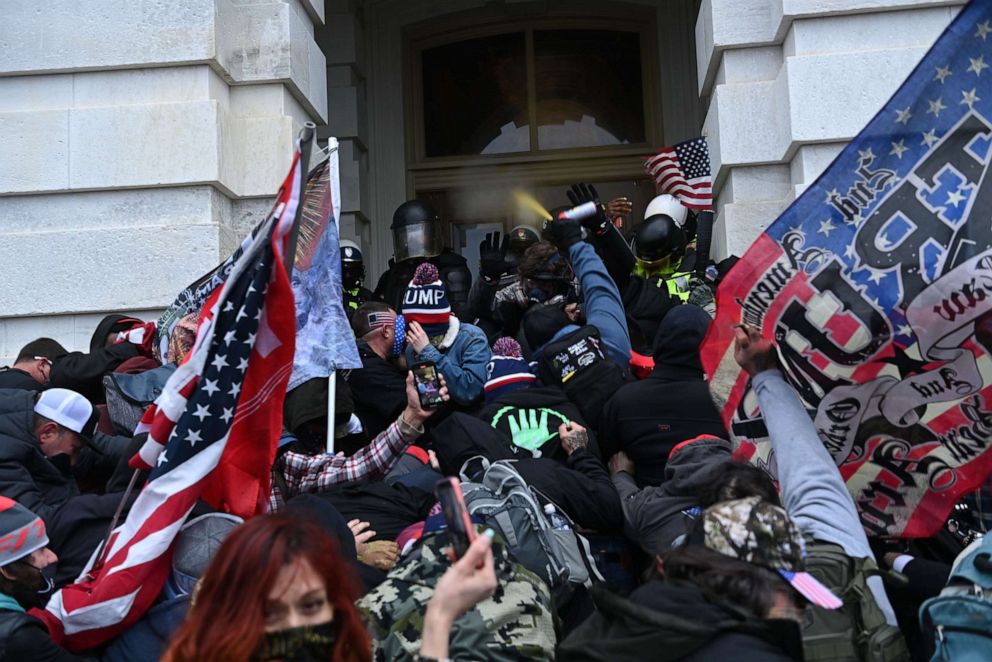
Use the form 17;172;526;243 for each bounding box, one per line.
0;184;988;661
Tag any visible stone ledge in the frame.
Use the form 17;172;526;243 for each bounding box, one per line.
697;0;962;96
0;223;224;316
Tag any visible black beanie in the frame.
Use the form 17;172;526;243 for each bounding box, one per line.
523;305;571;351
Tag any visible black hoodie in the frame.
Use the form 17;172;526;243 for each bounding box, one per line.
559;581;802;661
598;305;727;486
49;314;141;403
476;386;599;462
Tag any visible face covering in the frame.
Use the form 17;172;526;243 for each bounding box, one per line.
7;563;56;610
391;315;407;359
253;620;338;662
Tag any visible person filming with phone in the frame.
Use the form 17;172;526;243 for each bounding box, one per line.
401;263;491;406
268;369;451;511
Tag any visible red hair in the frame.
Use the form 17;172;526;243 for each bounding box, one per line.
162;515;370;662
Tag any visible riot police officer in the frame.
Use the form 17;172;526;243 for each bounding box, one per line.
340;239;374;314
373;199;473;321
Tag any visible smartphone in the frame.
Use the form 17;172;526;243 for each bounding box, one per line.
435;477;477;559
412;361;444;409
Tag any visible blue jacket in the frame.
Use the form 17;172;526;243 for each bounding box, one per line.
536;241;632;367
405;320;491;406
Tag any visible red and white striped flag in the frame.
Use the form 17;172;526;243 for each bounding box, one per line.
32;150;303;652
643;136;713;210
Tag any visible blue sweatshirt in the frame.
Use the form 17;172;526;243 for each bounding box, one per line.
753;370;897;625
535;241;632;367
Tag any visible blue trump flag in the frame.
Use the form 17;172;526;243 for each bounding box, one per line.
703;1;992;537
289;140;361;390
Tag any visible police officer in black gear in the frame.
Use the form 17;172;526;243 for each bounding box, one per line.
340;240;374;315
631;214;688;279
373;199;473;321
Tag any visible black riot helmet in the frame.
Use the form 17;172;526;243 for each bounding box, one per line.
391;200;443;262
631;214;687;278
340;239;365;290
506;225;541;267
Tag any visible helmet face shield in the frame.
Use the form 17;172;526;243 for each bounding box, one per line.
392;222;443;261
635;254;683;279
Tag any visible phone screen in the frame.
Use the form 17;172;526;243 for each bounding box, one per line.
413;362;444;409
435;477;476;559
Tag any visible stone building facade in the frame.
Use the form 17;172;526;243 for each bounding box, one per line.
0;0;965;360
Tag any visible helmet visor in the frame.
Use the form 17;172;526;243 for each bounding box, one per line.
393;223;443;261
635;254;682;279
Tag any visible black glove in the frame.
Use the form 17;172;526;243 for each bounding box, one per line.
547;214;584;249
479;232;512;283
566;182;609;235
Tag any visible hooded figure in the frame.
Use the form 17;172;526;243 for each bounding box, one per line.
598;304;727;486
402;263;490;406
49;314;153;403
477;337;598;462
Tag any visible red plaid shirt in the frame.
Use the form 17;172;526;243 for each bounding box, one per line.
268;418;421;511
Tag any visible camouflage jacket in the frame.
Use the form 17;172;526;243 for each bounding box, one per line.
357;529;557;661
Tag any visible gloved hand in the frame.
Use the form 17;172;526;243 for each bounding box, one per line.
479;232;512;283
567;183;609;235
547;214;584;249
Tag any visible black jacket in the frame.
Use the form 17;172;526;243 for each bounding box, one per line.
428;413;621;533
516;448;622;534
347;341;407;439
0;390;80;525
49;344;139;404
0;608;93;661
0;391;131;585
558;581;802;661
599;306;727;486
477;386;599;462
0;369;40;392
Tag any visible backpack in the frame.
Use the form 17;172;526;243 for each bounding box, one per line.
920;535;992;662
358;528;556;662
802;539;909;661
458;456;602;589
536;325;627;429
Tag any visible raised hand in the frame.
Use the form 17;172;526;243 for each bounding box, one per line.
479;232;512;282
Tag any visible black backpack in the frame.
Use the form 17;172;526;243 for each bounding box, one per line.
537;325;627;429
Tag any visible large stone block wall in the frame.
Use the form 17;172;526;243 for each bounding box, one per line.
697;0;965;258
0;0;327;361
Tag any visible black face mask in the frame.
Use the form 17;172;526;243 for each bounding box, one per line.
5;563;56;610
253;620;338;662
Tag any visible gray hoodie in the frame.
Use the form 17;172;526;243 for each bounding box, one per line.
612;436;732;555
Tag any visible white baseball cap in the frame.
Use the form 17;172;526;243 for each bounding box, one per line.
34;388;99;443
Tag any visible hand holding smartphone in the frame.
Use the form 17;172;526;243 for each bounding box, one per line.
435;477;477;560
413;361;445;409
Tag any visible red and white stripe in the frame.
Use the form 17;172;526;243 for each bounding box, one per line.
643;150;712;210
32;149;303;653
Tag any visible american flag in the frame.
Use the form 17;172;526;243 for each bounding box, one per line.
702;0;992;539
643;137;713;210
34;150;303;652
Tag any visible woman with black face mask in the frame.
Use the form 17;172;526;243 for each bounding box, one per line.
163;516;370;662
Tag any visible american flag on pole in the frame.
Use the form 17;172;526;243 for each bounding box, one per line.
702;0;992;539
34;148;303;652
643;137;713;210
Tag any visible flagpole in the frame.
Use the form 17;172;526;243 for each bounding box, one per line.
694;210;715;277
284;122;317;276
92;467;142;571
326;371;336;455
